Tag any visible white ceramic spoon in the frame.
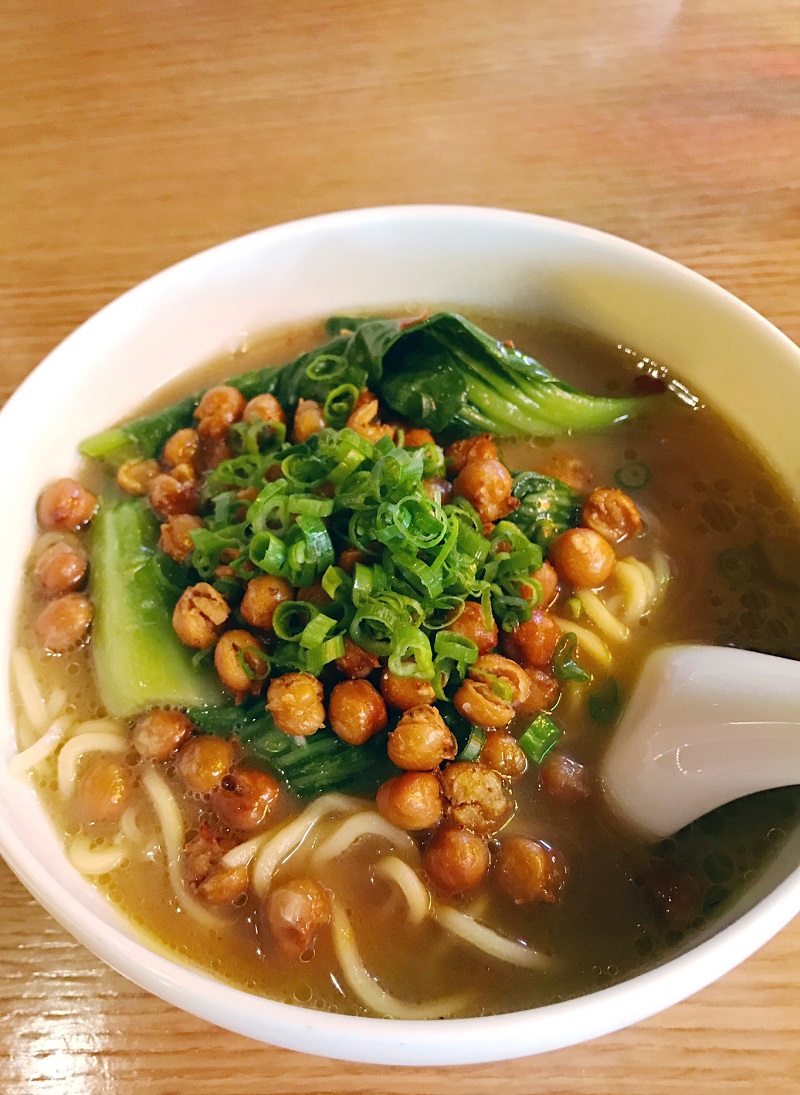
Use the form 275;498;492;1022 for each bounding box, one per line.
601;644;800;840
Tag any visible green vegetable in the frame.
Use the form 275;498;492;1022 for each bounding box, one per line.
81;312;656;467
187;703;396;796
552;632;592;684
375;313;650;441
588;678;622;724
518;713;562;764
614;462;651;489
90;500;225;716
564;595;583;620
457;726;487;762
508;471;582;549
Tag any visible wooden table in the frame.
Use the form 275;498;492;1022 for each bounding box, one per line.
2;2;800;1090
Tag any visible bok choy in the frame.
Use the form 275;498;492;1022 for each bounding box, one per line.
91;500;225;716
81;313;657;467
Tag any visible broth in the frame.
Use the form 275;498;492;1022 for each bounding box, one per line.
12;311;800;1017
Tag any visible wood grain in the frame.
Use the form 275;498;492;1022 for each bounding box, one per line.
2;0;800;1089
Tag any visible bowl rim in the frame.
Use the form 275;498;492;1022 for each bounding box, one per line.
2;203;800;1065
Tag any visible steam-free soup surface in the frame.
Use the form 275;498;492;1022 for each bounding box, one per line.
14;311;800;1017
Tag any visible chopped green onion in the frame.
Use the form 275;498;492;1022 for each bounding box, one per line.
615;462;651;490
305;353;350;384
457;726;487;762
299;612;338;650
248;531;286;575
588;678;622;724
565;596;583;620
237;646;270;682
283;516;334;587
390;498;447;549
247;480;290;535
552;633;592;684
352;562;376;602
272;601;317;641
305;635;346;674
328;447;367;485
281;452;329;489
321;565;351;601
287;495;335;518
470;670;513;702
387;626;435;680
518;713;562;764
390;552;444;600
433;631;478;674
324;383;360;427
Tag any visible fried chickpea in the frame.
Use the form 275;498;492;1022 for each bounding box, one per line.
149;471;199;519
267;672;326;737
133;708;194;761
212;766;281;830
243;393;286;426
240;575;293;631
380;669;436;711
423;827;490;894
454;679;514;728
35;594;92;652
116;458;160;496
440;761;511;835
295;582;330;607
336;637;380;679
346;393;395;444
549;527;616;588
34;540;87;596
183;824;231;884
196;435;233;471
214;629;269;695
337;547;365;573
521;560;559;607
540;753;591;803
471;653;531;707
265;877;331;960
194;385;246;439
445;601;498;655
292;397;327;442
495;837;567;904
423;476;453;506
75;758;130;823
162;427;200;468
540;454;592;493
329;679;387;745
516;667;560;716
159;513;203;564
511;609;562;668
403;427;436;447
445;434;498;473
173;582;231;648
376;771;443;830
37;478;97;532
196;865;249;905
582;487;643;544
452;458;517;524
176;736;236;794
387;705;457;770
481;731;527;779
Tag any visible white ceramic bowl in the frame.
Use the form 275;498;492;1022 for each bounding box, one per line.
2;206;800;1065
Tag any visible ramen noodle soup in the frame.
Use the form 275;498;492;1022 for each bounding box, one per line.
10;311;800;1018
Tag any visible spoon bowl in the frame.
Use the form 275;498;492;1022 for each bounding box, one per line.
601;644;800;840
